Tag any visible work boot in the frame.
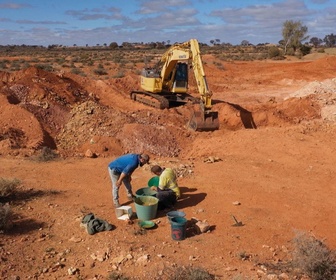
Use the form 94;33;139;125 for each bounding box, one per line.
127;193;136;202
114;200;121;208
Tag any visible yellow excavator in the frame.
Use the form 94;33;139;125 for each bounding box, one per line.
130;39;219;132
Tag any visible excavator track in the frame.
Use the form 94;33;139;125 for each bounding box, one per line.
130;91;170;109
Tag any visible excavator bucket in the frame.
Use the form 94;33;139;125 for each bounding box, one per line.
188;110;219;131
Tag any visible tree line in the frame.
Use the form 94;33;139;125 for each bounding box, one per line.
209;20;335;55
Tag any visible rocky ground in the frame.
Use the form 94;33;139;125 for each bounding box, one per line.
1;52;336;279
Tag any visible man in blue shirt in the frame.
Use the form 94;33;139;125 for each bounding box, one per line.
108;153;150;208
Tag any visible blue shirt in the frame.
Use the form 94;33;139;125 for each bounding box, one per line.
108;154;140;175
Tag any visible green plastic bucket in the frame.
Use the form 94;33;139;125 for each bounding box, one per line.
135;187;157;198
170;217;187;241
147;176;159;187
134;196;159;220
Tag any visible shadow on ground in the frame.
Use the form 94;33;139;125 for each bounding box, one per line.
177;186;207;209
6;217;46;235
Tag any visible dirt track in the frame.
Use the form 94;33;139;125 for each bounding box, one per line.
1;53;336;279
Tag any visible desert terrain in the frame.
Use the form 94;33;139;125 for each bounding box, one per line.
1;49;336;279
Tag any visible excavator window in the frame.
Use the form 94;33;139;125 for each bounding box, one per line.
175;63;188;82
174;63;188;88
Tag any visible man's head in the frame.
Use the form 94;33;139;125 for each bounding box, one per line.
139;153;150;166
151;165;162;175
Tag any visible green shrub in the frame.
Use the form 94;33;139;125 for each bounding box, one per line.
268;46;281;58
35;63;53;72
71;68;84;75
93;68;108;75
300;45;312;56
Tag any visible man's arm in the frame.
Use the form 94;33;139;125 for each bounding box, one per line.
117;173;128;187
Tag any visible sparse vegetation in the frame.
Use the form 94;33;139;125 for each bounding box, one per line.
0;44;333;80
33;146;59;162
107;272;129;280
35;63;54;71
0;177;21;197
0;178;21;232
71;67;85;76
0;203;12;231
268;46;281;58
112;71;125;78
292;231;336;280
165;265;215;280
93;67;108;75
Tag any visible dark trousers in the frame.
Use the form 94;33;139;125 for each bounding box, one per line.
156;189;177;210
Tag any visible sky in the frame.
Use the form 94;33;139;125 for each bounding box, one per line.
0;0;335;47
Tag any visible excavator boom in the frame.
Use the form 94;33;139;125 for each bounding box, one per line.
130;39;219;131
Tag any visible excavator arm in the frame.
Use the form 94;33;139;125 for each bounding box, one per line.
131;39;219;131
187;39;219;131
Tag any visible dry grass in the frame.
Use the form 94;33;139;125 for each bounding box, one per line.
0;177;21;197
325;48;336;54
0;204;12;231
162;265;216;280
0;178;21;231
292;231;336;280
107;272;129;280
32;146;59;162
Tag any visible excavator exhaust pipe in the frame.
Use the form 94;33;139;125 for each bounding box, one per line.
189;110;219;132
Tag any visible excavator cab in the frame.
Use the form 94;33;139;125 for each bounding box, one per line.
131;39;220;132
172;63;188;93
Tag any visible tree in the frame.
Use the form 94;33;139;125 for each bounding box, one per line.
241;40;250;46
282;20;309;54
109;42;118;49
323;33;336;47
309;37;322;48
121;42;133;48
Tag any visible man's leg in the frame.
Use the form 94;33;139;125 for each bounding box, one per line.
108;168;120;207
157;189;176;210
122;176;135;201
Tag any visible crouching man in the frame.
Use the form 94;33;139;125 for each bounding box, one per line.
150;165;181;210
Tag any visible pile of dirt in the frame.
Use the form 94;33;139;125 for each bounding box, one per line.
0;67;97;156
287;78;336;122
0;67;197;158
0;95;44;155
